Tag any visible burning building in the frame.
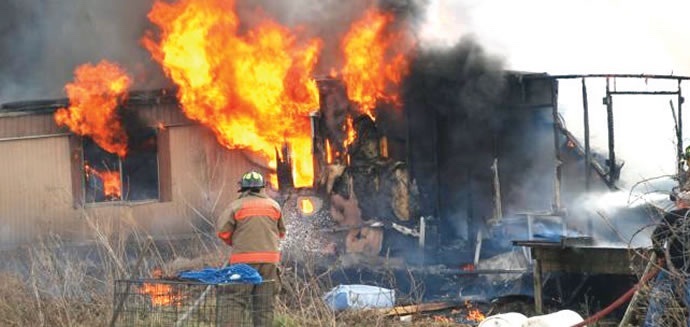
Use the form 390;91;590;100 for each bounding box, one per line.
0;87;266;247
279;67;564;264
1;0;687;295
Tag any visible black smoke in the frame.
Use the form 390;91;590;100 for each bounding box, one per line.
0;0;425;104
236;0;422;75
403;37;506;240
0;0;169;104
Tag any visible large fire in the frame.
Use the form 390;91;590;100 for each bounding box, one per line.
56;3;415;188
84;163;122;200
142;0;321;188
54;60;132;157
341;9;412;118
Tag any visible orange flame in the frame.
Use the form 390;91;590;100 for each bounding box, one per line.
300;198;314;215
54;60;132;157
139;283;184;306
341;9;412;118
464;300;486;322
344;117;356;149
143;0;320;188
467;309;486;322
84;164;122;200
325;139;333;164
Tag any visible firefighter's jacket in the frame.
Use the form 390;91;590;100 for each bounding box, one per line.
216;191;285;264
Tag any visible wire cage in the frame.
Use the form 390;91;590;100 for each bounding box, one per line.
112;279;275;327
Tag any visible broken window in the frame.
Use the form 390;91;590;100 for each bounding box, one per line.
82;128;159;203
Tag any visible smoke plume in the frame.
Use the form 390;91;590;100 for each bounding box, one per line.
233;0;423;74
0;0;426;104
0;0;170;103
403;37;506;238
416;0;690;188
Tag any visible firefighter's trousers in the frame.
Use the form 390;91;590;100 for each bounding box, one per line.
222;263;280;327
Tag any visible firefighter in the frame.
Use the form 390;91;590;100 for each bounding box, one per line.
644;190;690;326
682;145;690;189
217;171;285;326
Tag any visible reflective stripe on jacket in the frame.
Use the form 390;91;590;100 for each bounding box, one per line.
216;191;285;264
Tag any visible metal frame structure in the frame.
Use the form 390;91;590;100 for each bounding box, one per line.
519;74;690;237
512;74;690;314
525;74;690;190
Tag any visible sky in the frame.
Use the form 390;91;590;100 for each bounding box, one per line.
419;0;690;75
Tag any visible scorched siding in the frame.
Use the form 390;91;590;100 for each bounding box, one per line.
167;125;264;220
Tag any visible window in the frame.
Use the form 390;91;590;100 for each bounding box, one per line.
81;127;160;203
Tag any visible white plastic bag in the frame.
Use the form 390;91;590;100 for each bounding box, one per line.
479;312;528;327
323;284;395;311
522;310;585;327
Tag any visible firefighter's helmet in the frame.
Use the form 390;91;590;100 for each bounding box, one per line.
239;171;265;190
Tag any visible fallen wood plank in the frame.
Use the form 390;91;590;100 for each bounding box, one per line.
379;301;460;316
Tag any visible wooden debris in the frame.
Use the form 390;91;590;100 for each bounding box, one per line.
379;301;460;316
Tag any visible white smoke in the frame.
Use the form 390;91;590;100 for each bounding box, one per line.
418;0;689;74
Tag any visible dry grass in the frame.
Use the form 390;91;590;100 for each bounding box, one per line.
0;201;225;327
1;205;667;326
0;143;473;327
0;209;461;327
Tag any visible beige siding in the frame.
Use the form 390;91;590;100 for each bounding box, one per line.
0;113;64;139
136;102;192;127
167;125;260;222
0;125;262;247
0;102;193;141
0;136;73;246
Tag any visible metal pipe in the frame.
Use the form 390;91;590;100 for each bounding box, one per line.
0;133;69;142
551;79;562;211
309;111;321;188
608;91;679;95
582;78;593;236
605;78;617;187
582;78;591;191
678;81;685;177
473;230;483;265
419;216;426;248
523;73;690;81
491;158;503;222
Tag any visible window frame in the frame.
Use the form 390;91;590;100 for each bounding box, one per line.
69;126;172;208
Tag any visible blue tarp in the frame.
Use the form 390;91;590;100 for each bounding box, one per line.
643;270;690;326
178;264;263;285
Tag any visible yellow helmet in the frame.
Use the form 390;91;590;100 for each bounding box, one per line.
239;171;265;190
